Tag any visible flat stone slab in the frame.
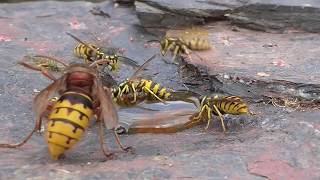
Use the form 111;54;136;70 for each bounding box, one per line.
136;0;320;32
173;22;320;100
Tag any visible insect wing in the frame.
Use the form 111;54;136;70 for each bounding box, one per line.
93;78;119;129
128;54;158;81
180;27;209;39
128;109;194;134
67;32;100;56
118;56;140;68
33;76;67;122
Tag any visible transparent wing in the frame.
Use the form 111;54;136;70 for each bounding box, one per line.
93;78;119;129
166;27;209;39
33;76;66;122
118;101;199;134
129;54;158;81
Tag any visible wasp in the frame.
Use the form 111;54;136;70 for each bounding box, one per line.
108;54;173;107
123;94;250;134
149;27;212;63
0;59;131;160
190;95;249;132
67;32;140;71
19;55;68;80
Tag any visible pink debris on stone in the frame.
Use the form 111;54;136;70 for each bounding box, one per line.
272;59;286;67
0;35;12;42
257;72;270;77
118;47;126;54
69;17;86;30
108;26;125;37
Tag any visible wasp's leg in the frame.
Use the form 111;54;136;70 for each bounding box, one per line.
130;83;137;104
204;106;213;130
193;103;207;120
0;116;44;148
119;84;129;97
212;104;226;132
183;113;205;130
161;42;175;64
163;42;175;56
142;86;166;104
98;118;115;159
181;45;192;61
112;130;134;153
171;45;181;64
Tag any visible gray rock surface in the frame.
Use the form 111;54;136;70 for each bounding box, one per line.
135;0;320;32
228;0;320;32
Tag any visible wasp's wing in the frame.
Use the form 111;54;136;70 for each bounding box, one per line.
126;109;197;134
67;32;100;56
33;76;67;121
90;32;141;69
167;27;209;39
118;56;140;68
128;54;158;81
93;78;119;129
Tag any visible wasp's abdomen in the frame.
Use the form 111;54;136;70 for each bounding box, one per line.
140;79;171;101
181;38;212;50
74;43;98;62
213;96;249;115
46;92;93;160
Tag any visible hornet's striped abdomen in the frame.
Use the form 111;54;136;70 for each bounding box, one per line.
46;92;93;160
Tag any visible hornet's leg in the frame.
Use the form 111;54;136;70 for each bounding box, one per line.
0;116;44;148
112;130;134;153
98;118;115;159
40;70;57;81
18;61;57;81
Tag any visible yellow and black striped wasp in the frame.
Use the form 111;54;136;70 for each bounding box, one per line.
18;55;68;80
188;95;249;132
148;27;212;63
124;94;250;134
98;54;174;107
0;57;131;160
67;32;140;71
